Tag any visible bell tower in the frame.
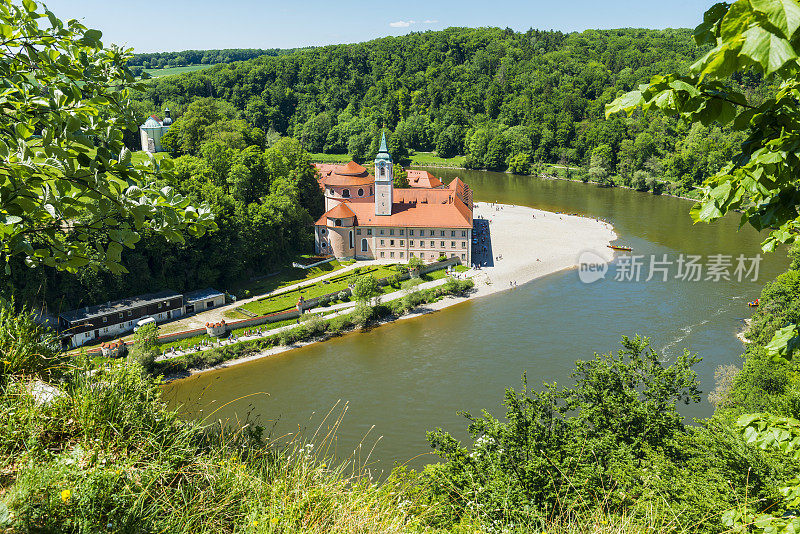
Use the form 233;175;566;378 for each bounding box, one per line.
374;132;393;216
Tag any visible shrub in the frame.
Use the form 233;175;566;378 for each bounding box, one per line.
0;305;60;386
338;290;349;302
129;323;160;373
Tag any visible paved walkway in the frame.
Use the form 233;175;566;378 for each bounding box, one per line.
159;261;371;333
156;271;468;363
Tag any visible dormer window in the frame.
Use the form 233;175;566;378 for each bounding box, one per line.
335;219;342;226
342;188;350;198
358;188;364;197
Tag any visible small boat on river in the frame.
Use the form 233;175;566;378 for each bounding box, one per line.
748;299;759;307
608;245;633;252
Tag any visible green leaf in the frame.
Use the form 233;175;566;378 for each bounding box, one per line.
605;90;644;118
750;0;800;38
694;3;731;45
765;323;800;360
740;25;798;74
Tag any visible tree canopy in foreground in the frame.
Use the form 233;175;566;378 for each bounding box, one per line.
0;0;215;279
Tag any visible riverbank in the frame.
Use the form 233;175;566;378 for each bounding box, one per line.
164;202;617;380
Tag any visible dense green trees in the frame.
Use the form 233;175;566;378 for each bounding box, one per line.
132;27;759;192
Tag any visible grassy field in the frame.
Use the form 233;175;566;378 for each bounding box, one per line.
311;151;467;168
310;153;352;163
143;64;215;77
239;265;400;316
408;151;466;167
231;258;351;298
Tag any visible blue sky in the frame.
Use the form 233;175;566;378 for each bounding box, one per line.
44;1;718;53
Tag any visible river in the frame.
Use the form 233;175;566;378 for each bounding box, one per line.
163;169;788;469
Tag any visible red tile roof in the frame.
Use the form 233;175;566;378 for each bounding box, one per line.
314;161;375;187
319;203;356;222
316;187;472;229
406;170;443;188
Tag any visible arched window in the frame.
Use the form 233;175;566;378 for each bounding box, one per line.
361;238;368;252
335;219;341;226
349;230;353;249
379;165;385;177
358;188;364;197
369;186;373;195
342;188;350;198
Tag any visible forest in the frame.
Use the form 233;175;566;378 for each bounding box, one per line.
132;27;768;194
128;48;299;70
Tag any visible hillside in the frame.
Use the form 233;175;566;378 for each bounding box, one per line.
133;27;765;193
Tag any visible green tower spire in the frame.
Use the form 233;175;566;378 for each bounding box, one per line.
375;131;391;162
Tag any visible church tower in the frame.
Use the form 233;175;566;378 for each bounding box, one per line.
374;132;393;216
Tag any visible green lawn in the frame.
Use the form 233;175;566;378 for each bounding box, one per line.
409;152;466;167
231;258;350;299
239;265;400;316
143;64;216;77
310;153;352;163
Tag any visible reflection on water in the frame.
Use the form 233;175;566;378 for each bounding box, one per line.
164;170;787;469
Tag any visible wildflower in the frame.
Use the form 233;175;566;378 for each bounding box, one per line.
60;489;71;503
319;463;326;469
271;517;279;525
252;520;258;526
115;470;121;475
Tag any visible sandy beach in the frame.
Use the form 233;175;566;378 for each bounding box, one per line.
167;202;617;378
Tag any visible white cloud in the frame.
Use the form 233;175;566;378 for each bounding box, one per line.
423;20;438;24
390;20;415;28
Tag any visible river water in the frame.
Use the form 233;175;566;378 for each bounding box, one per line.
164;169;788;469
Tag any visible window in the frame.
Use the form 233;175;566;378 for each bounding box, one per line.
380;239;385;246
103;327;108;333
358;188;364;197
400;252;404;258
410;240;414;246
380;165;386;177
349;230;353;249
367;229;372;236
342;188;350;198
390;251;395;258
380;251;385;258
451;230;456;237
429;230;435;236
410;252;415;258
103;316;108;323
419;241;424;247
356;228;361;235
430;241;435;247
127;310;132;316
321;228;327;235
440;230;445;237
409;229;414;236
451;241;456;248
462;230;467;237
399;229;404;236
441;241;445;247
118;312;123;319
389;229;394;236
361;238;368;252
335;219;341;226
461;254;466;260
369;186;373;195
462;241;467;248
390;239;395;246
400;240;404;246
380;229;384;235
